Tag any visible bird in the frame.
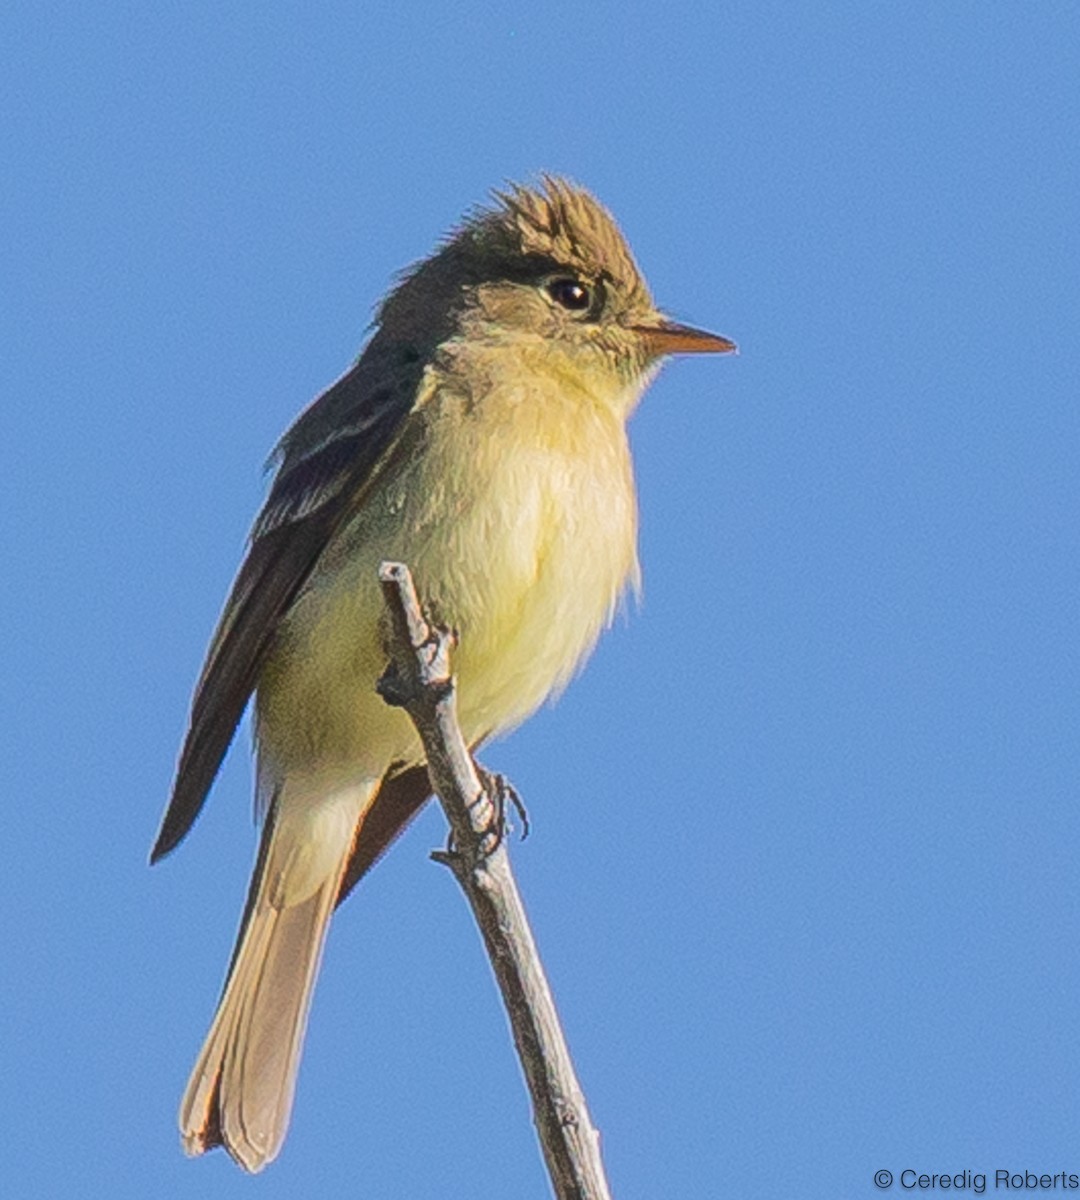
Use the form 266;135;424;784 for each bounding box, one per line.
151;176;735;1172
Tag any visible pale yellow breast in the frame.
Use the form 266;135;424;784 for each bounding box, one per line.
256;360;640;787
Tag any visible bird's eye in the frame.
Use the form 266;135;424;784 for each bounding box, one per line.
546;277;593;313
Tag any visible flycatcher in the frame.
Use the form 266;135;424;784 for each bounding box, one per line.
152;177;735;1172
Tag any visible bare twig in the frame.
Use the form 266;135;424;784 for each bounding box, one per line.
376;561;613;1200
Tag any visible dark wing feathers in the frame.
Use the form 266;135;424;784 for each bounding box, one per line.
334;764;432;908
150;357;418;863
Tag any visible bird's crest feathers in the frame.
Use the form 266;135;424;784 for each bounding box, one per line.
377;176;653;334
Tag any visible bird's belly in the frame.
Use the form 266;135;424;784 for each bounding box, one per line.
255;412;638;786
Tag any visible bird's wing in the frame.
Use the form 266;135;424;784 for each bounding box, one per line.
151;355;423;863
334;764;432;907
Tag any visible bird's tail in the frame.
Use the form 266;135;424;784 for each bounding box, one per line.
179;780;375;1172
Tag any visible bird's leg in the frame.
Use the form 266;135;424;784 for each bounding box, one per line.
437;765;528;861
376;622;455;710
482;768;530;841
475;766;530;847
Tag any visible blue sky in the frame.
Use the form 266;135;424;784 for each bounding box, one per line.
3;3;1079;1198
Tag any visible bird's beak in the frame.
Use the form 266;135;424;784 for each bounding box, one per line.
633;319;737;358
